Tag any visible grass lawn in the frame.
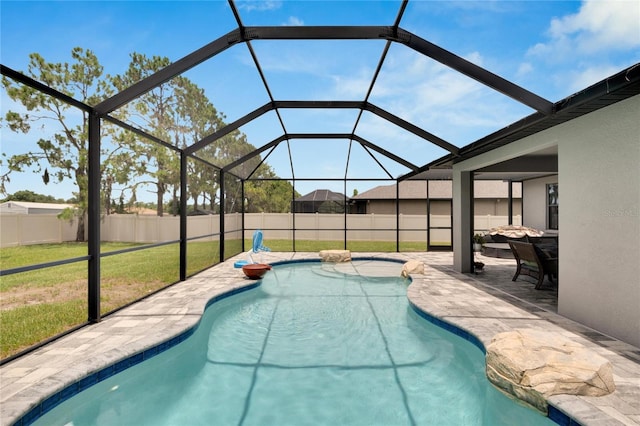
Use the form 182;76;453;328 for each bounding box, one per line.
1;239;437;359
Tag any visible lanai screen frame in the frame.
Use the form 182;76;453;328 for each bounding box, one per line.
0;0;557;328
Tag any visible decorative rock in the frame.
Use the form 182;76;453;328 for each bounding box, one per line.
401;260;424;278
319;249;351;262
486;329;615;413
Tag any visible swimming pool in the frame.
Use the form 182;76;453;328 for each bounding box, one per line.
32;260;554;425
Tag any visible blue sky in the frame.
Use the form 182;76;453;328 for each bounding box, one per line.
1;0;639;202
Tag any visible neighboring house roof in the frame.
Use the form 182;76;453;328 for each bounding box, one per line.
0;201;75;212
295;189;349;202
354;181;427;200
352;180;522;200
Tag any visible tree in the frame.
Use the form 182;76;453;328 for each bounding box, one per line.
111;53;186;217
244;166;299;213
172;76;225;213
101;129;148;216
106;53;297;216
3;49;302;231
1;190;65;203
210;131;266;213
1;48;117;241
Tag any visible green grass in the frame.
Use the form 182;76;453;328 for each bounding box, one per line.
0;242;147;271
0;300;87;358
1;239;436;359
0;241;223;358
1;243;178;293
0;260;86;292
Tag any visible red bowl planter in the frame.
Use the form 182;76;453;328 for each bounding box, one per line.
242;263;272;279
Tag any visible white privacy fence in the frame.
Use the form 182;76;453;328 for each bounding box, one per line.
0;214;79;248
0;213;521;247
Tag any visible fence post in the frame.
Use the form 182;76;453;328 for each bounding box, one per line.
58;214;63;243
18;215;22;247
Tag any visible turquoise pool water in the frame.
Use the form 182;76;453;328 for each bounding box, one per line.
33;260;554;425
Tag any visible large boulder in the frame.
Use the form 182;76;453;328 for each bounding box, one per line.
319;249;351;262
401;260;424;278
486;329;615;413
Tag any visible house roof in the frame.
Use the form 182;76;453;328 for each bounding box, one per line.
295;189;348;202
352;180;522;200
0;201;74;210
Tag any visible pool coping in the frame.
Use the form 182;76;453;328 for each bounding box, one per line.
1;252;639;425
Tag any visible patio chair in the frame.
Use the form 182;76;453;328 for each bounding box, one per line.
508;241;558;289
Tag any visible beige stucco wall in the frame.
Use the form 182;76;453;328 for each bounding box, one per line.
366;199;521;216
365;200;425;214
474;199;522;216
452;94;640;347
556;95;640;347
522;176;557;231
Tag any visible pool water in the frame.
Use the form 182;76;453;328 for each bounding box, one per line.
34;260;554;425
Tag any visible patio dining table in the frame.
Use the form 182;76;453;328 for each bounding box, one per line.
533;241;558;261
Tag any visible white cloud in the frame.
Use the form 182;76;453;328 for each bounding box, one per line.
285;16;304;26
565;64;626;92
530;0;640;59
522;0;640;97
256;49;319;74
375;53;484;111
517;62;534;78
365;48;535;147
236;1;282;12
330;70;374;98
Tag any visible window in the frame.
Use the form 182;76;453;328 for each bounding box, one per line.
547;183;558;230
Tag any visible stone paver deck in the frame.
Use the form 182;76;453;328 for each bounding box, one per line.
1;252;639;425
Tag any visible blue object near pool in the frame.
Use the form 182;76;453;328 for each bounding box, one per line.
233;260;249;268
30;260;557;426
235;230;271;268
252;229;270;253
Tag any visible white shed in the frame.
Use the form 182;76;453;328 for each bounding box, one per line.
0;201;75;215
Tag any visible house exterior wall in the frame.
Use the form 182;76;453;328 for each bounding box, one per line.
452;94;640;348
364;198;521;216
556;95;639;347
364;200;394;214
364;200;427;215
522;176;558;231
400;200;428;215
429;200;450;215
474;199;522;216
